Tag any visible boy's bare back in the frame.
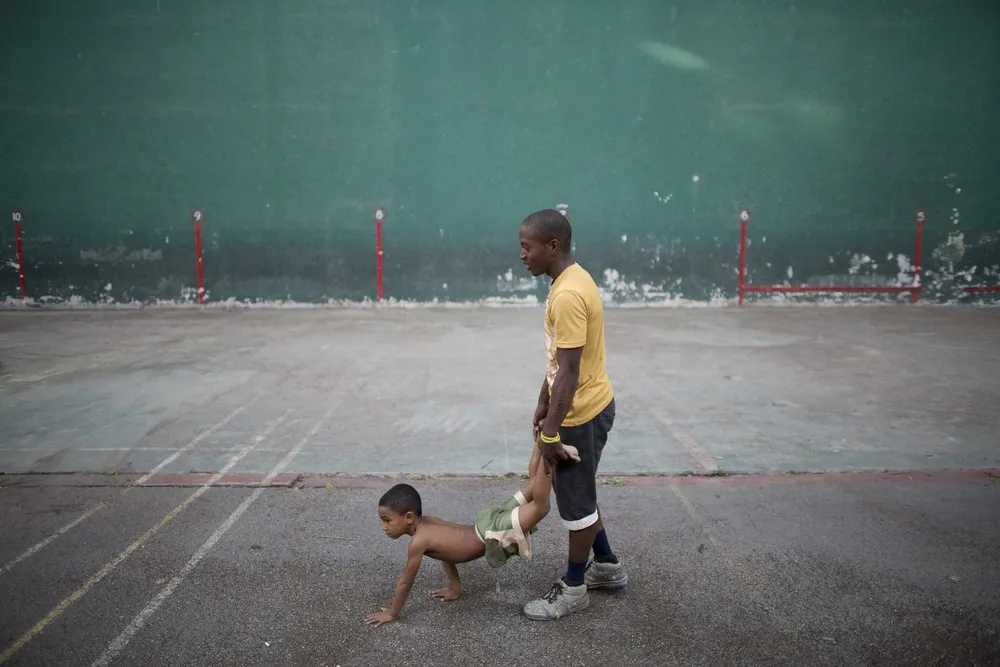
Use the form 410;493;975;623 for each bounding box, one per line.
412;517;485;564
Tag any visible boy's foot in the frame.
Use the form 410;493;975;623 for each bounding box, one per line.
584;559;629;590
522;580;589;621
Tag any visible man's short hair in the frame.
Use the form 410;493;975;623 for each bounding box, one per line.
522;208;572;253
379;483;422;517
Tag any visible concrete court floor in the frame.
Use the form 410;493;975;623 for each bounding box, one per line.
0;306;998;478
1;306;999;665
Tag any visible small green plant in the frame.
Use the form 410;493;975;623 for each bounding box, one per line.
612;476;626;487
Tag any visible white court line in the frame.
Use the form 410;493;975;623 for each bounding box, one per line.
0;406;253;455
1;503;108;576
0;409;291;665
135;399;259;486
91;405;335;667
6;448;175;452
0;401;255;578
2;446;301;453
500;404;512;472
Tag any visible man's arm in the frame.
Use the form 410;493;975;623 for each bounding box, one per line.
537;376;550;407
365;538;424;626
533;376;549;441
539;346;582;442
538;290;588;464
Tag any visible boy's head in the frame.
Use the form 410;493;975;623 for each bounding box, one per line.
377;483;422;539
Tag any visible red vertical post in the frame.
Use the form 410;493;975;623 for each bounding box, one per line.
738;208;750;306
11;210;26;300
373;207;386;302
912;209;925;304
191;209;205;304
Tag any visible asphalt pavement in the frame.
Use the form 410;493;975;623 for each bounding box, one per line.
1;471;998;666
1;307;999;665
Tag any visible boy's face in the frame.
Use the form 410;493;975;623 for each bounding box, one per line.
378;506;414;539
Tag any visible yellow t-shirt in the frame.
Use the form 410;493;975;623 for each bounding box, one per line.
544;262;614;427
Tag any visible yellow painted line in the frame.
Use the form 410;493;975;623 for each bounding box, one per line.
0;495;190;663
669;483;785;620
670;483;721;548
91;406;335;666
7;363;78;383
7;351;131;384
0;401;252;577
0;409;288;664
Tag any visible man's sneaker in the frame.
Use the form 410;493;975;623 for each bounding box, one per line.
522;580;589;621
584;559;629;590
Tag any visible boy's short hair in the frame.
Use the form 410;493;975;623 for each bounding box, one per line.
379;483;422;517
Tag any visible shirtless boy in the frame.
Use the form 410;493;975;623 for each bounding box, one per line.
364;442;579;627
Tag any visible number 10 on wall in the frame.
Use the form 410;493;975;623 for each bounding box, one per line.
11;210;26;300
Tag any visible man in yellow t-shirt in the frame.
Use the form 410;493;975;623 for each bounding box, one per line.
516;208;627;622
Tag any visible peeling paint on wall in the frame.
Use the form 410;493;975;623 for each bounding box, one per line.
495;268;538;294
79;247;163;263
890;254;913;285
848;254;876;275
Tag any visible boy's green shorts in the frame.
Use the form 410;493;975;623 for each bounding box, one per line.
474;491;538;568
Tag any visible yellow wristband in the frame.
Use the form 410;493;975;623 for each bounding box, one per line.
539;432;561;444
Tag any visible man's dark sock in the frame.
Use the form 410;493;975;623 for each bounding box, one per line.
563;560;587;587
592;528;619;564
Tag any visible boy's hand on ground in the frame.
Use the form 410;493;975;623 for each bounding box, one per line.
429;587;460;602
364;608;396;627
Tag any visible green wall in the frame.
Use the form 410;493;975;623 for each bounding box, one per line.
1;0;998;304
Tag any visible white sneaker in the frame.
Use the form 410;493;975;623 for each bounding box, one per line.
584;559;629;590
522;579;590;621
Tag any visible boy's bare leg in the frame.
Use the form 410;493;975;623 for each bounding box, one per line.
430;561;461;602
523;439;579;503
521;441;544;503
515;449;553;533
